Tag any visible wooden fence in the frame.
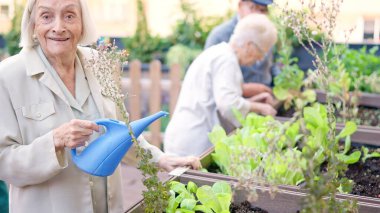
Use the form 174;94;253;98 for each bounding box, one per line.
121;60;182;148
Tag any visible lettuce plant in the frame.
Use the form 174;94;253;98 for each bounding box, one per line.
166;181;232;213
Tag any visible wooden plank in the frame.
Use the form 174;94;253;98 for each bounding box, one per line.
149;60;162;148
128;60;142;122
169;64;181;116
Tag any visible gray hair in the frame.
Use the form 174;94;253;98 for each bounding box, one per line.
229;14;277;54
20;0;98;48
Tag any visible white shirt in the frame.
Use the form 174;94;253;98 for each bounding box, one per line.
164;42;251;157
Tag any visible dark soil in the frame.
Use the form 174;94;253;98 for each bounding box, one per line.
353;107;380;127
230;201;268;213
346;155;380;198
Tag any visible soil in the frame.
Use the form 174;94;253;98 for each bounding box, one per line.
230;201;268;213
346;155;380;198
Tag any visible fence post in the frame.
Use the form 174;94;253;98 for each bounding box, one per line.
149;60;162;148
128;60;142;122
169;64;181;115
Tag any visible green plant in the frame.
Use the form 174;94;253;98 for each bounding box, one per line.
361;147;380;163
122;0;172;63
86;43;170;213
169;0;228;50
166;180;232;213
4;2;23;56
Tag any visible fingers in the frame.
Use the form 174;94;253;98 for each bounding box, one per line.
53;119;99;150
157;155;202;172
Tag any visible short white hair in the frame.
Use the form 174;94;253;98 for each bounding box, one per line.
229;14;277;54
20;0;98;48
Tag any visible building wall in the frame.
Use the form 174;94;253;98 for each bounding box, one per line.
0;0;379;43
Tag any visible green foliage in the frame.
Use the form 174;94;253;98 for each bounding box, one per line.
361;147;380;163
5;3;23;56
165;44;202;76
169;0;227;50
209;113;305;186
122;0;171;63
209;103;359;191
272;16;315;110
326;45;380;94
166;181;232;213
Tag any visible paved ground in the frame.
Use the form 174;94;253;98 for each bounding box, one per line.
120;164;172;212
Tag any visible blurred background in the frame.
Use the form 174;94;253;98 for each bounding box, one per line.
0;0;379;147
0;0;379;60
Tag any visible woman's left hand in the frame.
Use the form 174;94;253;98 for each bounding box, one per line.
157;155;202;172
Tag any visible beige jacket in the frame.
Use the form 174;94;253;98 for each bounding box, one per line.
0;46;158;213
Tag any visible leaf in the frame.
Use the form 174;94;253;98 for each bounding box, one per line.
273;87;289;101
180;198;197;210
196;185;222;213
212;181;231;194
216;193;232;211
336;151;361;164
302;89;316;103
170;181;188;194
193;205;213;213
337;121;357;139
187;181;198;194
342;136;351;155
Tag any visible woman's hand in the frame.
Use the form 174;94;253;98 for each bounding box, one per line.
53;119;99;152
242;83;272;97
248;92;275;105
250;102;277;116
157;155;202;172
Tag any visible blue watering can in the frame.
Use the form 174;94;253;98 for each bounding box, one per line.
71;111;169;177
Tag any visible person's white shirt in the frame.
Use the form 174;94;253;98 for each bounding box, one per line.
164;42;251;157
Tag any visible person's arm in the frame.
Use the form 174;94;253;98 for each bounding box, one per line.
136;135;201;171
242;82;272;98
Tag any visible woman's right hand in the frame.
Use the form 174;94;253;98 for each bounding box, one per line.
53;119;99;152
250;102;277;116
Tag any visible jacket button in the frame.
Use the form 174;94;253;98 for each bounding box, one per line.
36;112;41;118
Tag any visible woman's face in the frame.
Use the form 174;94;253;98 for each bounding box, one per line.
239;41;265;66
33;0;82;59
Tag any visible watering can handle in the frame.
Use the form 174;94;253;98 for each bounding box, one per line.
71;119;124;157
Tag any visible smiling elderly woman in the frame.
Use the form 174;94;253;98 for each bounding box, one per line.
0;0;200;213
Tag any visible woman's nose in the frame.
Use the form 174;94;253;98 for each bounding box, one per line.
52;18;66;34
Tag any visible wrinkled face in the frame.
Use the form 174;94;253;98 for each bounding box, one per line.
239;1;269;18
239;41;265;66
33;0;82;59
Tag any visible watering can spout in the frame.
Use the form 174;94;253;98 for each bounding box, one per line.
71;111;169;177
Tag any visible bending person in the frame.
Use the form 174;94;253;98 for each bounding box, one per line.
164;14;278;157
205;0;280;97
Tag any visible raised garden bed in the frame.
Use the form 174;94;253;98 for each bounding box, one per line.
192;147;380;213
275;116;380;147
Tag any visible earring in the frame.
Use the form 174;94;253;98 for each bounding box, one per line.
32;34;38;43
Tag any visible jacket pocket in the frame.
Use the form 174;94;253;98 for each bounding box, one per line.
22;102;55;121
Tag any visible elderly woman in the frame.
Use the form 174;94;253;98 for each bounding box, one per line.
0;0;200;212
164;14;278;157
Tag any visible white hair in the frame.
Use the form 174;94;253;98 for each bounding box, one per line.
20;0;98;48
229;14;277;54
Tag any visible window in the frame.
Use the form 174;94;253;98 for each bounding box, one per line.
363;18;380;43
0;5;9;18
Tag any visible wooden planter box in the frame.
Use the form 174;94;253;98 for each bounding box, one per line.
275;116;380;147
124;166;380;213
316;90;380;109
194;148;380;213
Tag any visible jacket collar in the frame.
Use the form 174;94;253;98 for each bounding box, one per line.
21;46;106;118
